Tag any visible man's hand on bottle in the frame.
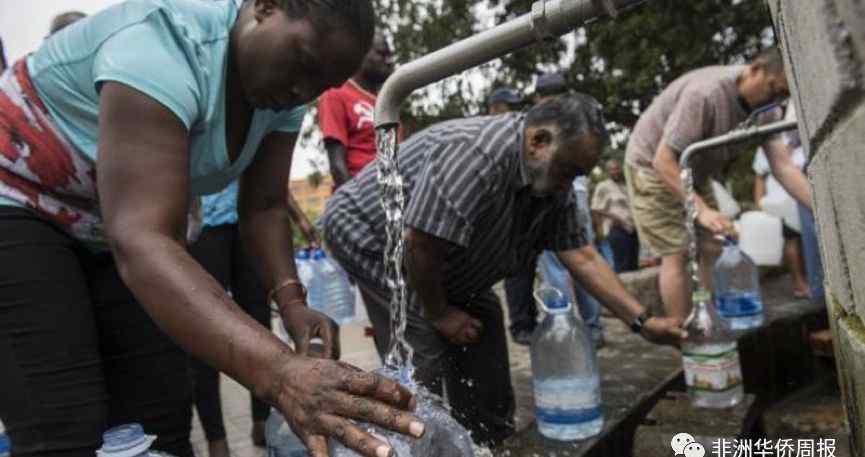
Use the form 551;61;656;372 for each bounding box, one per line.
696;207;733;235
640;316;688;347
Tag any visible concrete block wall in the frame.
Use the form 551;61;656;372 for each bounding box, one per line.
768;1;865;455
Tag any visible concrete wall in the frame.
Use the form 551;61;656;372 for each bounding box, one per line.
768;1;865;455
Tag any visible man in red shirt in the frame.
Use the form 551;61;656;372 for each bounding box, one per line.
319;32;394;188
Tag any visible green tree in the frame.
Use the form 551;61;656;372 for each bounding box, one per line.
375;0;774;136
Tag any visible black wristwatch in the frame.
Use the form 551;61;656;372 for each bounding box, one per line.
630;310;652;334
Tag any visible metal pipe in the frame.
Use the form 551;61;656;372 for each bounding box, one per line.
678;118;799;298
374;0;648;128
678;119;799;169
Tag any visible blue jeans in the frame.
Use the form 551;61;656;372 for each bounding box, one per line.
798;203;825;306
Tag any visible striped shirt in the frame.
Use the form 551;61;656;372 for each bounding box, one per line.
322;113;587;304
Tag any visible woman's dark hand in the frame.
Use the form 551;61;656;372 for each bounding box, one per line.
279;301;340;359
274;355;426;457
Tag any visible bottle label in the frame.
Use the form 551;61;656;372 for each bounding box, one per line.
682;344;743;392
535;406;602;424
716;292;763;317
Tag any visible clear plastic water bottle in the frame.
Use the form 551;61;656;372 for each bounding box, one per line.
309;249;355;325
682;290;745;408
96;424;175;457
329;367;474;457
536;251;577;304
713;238;764;331
0;433;10;457
295;249;314;295
265;409;308;457
530;286;603;441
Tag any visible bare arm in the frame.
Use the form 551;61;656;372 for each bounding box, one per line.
765;139;812;210
405;228;483;345
325;139;352;188
239;132;334;356
652;142;732;235
97;82;421;457
557;246;685;346
753;175;766;207
285;190;319;247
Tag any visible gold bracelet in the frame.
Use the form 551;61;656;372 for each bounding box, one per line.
268;278;306;305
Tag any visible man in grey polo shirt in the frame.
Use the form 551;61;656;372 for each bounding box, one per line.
322;94;684;446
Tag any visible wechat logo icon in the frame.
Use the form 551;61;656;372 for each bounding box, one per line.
671;433;705;457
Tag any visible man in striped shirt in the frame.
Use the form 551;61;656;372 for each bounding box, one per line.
322;94;684;446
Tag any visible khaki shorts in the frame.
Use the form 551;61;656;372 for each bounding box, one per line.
624;162;717;256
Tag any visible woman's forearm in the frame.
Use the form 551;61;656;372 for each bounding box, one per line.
240;205;300;295
111;230;290;403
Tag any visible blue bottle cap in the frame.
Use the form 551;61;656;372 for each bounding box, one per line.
312;248;327;260
546;296;570;310
723;235;738;247
97;424;156;457
0;435;10;454
295;249;310;260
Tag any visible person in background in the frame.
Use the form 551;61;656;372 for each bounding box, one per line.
504;72;606;346
319;31;394;190
322;94;685;446
592;158;640;272
0;1;424;456
487;87;522;114
624;47;812;324
753;105;817;301
49;11;87;35
189;181;319;457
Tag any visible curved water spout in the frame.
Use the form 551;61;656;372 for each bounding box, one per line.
374;0;649;128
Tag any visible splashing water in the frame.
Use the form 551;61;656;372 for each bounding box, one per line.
375;125;415;375
329;367;477;457
327;126;478;456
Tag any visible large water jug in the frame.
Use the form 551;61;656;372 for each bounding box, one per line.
713;238;765;331
265;409;308;457
309;249;355;325
737;211;783;266
530;286;603;441
682;291;744;408
294;249;315;297
536;251;577;304
96;424;176;457
761;192;801;233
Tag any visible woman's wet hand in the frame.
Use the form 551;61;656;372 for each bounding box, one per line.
274;356;426;457
280;303;341;359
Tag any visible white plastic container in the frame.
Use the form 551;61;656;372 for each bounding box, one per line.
711;180;741;219
760;192;801;233
736;211;783;266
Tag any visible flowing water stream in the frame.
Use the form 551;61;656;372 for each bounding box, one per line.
329;126;481;457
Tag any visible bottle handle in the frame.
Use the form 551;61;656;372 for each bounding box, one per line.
533;285;564;314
